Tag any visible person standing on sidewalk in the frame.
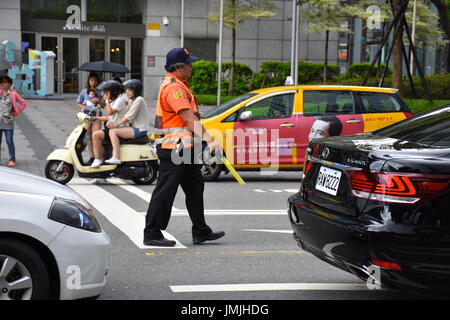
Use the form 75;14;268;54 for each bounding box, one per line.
143;48;225;247
0;75;27;167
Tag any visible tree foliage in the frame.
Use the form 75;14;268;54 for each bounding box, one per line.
206;0;278;29
206;0;278;95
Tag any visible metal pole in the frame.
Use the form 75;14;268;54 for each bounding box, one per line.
290;0;298;80
81;0;87;22
294;5;300;85
409;0;417;75
181;0;185;48
217;0;224;106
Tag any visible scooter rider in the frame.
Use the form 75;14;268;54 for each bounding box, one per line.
105;79;151;165
91;80;128;167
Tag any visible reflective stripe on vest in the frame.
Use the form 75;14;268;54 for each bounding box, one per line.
155;75;198;149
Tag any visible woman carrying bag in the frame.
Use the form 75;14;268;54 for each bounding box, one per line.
0;75;27;167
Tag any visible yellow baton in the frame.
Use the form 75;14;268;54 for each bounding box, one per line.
221;157;245;185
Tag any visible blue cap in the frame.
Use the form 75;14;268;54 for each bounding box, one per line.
165;48;200;67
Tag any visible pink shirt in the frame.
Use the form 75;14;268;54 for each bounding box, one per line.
0;89;27;116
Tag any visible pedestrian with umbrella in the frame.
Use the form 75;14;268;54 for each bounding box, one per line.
76;72;104;165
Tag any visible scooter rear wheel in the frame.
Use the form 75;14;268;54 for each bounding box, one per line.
45;160;75;185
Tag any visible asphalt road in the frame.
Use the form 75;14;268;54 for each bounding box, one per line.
2;98;419;306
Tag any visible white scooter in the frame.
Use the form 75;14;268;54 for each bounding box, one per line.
45;111;158;185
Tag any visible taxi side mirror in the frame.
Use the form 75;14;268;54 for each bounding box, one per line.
239;110;253;121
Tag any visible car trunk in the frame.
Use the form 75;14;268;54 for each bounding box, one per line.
301;138;379;217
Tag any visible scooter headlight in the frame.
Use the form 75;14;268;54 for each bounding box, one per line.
48;199;102;233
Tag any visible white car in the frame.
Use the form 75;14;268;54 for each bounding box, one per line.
0;167;110;300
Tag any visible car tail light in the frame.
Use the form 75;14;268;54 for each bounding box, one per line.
303;159;313;176
349;170;450;204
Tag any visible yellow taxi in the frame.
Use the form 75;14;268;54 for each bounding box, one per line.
200;85;413;180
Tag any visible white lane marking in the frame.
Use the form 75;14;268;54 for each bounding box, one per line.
81;177;181;211
69;183;187;249
108;178;152;201
69;178;127;185
71;178;288;217
242;229;293;234
254;189;298;193
136;210;287;216
170;283;369;293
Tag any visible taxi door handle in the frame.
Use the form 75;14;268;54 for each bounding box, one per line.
346;119;361;124
280;123;296;128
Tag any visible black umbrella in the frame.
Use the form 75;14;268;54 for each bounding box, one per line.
78;61;130;73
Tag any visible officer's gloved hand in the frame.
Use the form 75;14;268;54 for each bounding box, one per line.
207;140;222;156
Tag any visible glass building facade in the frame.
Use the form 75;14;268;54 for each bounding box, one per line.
19;0;145;94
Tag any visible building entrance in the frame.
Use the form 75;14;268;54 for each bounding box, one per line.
25;33;132;95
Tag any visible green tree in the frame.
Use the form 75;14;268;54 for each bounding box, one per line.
361;0;443;90
298;0;371;82
299;0;443;88
206;0;277;95
429;0;450;71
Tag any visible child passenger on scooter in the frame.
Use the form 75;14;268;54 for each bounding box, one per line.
104;79;151;165
90;80;129;167
83;89;99;114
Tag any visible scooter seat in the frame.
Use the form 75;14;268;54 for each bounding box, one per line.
119;136;150;145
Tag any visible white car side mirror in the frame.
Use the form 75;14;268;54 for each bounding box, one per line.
240;110;253;121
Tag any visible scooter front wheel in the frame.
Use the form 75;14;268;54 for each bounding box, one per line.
45;160;75;185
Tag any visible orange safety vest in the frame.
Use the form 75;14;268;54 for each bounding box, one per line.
154;75;199;149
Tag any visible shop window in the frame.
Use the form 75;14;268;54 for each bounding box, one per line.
21;0;81;20
21;33;36;65
87;0;143;24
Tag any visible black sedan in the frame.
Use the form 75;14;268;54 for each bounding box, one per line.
288;104;450;297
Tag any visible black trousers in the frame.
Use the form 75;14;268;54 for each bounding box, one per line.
144;147;212;240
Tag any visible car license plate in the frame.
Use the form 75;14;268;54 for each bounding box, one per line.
315;166;342;196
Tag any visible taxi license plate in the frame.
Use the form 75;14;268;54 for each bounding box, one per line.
315;166;342;196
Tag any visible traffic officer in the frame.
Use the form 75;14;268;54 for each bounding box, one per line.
143;48;225;247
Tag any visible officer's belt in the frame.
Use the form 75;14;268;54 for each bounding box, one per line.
152;127;190;135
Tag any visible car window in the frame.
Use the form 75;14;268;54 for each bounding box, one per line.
359;93;402;113
375;105;450;148
242;93;294;121
303;91;354;115
201;93;257;119
222;111;238;122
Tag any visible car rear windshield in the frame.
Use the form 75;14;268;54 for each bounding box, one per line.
374;104;450;147
200;93;257;119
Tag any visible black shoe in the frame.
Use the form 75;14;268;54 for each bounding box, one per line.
193;231;225;245
144;238;176;247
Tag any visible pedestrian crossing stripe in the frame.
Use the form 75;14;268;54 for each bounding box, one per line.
68;181;187;249
67;178;290;250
